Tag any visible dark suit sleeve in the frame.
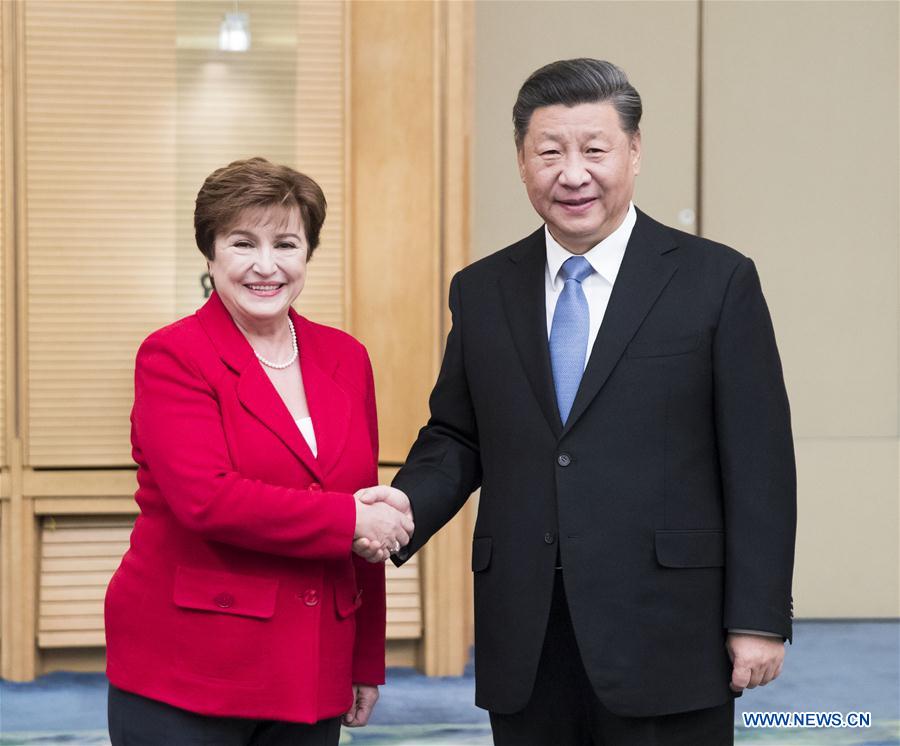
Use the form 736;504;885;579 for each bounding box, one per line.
392;273;482;564
713;258;796;640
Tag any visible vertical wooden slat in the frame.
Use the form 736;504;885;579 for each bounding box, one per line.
0;0;39;682
25;1;177;467
0;0;7;471
352;3;473;675
350;0;438;464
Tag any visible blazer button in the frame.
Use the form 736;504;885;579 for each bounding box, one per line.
557;453;572;467
309;482;322;492
544;532;556;545
213;592;234;609
300;589;319;607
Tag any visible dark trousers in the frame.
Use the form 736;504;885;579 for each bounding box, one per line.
489;573;734;746
108;684;342;746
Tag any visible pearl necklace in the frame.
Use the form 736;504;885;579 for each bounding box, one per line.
254;319;298;369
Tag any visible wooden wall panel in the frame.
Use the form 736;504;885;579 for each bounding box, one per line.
350;0;439;464
24;0;348;466
379;465;422;639
0;0;6;470
352;3;474;675
38;516;130;647
293;1;347;330
24;1;177;467
386;555;422;639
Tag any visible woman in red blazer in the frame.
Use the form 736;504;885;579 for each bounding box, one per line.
105;158;412;745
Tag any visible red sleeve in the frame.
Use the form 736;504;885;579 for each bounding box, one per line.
132;333;356;560
351;345;387;684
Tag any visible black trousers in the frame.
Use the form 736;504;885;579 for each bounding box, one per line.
108;684;342;746
489;572;734;746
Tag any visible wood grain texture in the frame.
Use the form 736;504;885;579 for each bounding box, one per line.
349;0;439;464
416;0;475;677
0;0;7;470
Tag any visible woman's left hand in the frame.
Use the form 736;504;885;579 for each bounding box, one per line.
342;683;379;727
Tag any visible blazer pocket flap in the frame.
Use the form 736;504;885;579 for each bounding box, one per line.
335;584;364;618
472;537;492;573
173;566;278;619
655;530;725;568
626;334;700;358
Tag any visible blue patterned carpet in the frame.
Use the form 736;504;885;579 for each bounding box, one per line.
2;622;898;745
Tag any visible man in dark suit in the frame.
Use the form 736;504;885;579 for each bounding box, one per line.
358;58;796;745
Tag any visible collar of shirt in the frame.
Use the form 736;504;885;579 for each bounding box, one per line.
545;202;637;290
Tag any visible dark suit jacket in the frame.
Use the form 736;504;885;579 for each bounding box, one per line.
393;209;796;717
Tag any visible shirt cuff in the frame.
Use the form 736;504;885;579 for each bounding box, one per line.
729;628;783;638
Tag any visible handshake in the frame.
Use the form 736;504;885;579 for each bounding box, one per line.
352;486;414;563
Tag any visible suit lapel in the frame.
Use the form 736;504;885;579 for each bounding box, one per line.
196;294;329;481
293;313;350;478
562;210;679;436
236;362;324;480
499;228;563;437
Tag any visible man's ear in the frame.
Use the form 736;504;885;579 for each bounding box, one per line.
630;130;642;175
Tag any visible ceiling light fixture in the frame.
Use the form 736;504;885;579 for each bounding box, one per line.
219;2;250;52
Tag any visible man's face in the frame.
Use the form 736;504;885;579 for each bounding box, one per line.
517;101;641;254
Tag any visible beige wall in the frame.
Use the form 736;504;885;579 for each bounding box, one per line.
702;0;899;619
474;0;699;258
474;1;899;617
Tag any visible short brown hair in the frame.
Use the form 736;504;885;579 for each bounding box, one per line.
194;157;327;260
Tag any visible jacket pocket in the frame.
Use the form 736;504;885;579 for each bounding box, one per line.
472;537;492;572
334;584;364;618
626;334;700;358
655;530;725;568
173;566;278;619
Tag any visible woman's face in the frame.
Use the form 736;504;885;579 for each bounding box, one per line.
208;204;308;331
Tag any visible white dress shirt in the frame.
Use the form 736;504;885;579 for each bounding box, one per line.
545;202;636;367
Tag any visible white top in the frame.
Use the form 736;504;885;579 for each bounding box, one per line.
294;416;318;458
544;202;636;369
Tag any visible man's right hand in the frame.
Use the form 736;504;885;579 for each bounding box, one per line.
353;486;414;562
353;492;414;563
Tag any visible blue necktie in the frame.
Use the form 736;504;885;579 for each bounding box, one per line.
550;256;594;424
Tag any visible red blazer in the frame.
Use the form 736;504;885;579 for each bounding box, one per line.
105;292;385;723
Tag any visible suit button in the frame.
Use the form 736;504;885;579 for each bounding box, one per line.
309;482;322;492
213;592;234;609
300;589;319;607
557;453;572;467
544;532;556;545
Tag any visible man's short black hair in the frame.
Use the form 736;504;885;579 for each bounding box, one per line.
513;58;642;148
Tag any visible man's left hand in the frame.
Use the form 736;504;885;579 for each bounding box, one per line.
726;632;785;693
342;683;379;727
